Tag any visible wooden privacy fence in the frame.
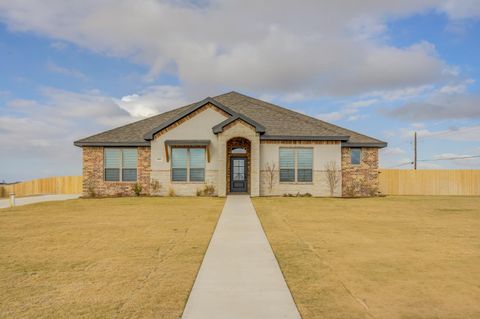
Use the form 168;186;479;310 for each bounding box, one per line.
0;176;82;198
379;169;480;196
1;171;479;197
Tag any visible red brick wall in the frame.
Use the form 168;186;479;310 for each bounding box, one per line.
82;146;151;197
341;147;379;197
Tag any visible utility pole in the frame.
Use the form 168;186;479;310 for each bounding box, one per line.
414;131;417;170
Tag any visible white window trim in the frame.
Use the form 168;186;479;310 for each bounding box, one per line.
170;147;206;183
279;147;314;184
104;148;138;183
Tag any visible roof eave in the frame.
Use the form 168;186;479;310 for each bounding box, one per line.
73;141;151;147
260;135;349;141
164;139;211;146
341;141;388;148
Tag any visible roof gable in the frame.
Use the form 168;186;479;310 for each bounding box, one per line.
212;115;266;134
143;97;234;140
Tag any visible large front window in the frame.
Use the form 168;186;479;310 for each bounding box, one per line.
279;148;313;182
104;148;137;182
171;147;206;182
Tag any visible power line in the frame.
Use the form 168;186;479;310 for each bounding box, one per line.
387;161;413;168
418;155;480;162
386;155;480;168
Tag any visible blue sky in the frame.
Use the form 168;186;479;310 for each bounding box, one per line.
0;1;480;181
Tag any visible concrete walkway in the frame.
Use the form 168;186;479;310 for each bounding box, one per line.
182;195;301;319
0;194;81;209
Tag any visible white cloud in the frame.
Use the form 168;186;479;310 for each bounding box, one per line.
0;85;186;180
46;61;88;81
0;0;464;98
348;99;379;108
440;0;480;19
369;84;434;101
316;98;378;122
389;93;480;120
49;41;68;50
438;79;475;94
398;125;480;142
117;85;187;117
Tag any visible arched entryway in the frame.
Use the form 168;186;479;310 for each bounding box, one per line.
226;137;251;194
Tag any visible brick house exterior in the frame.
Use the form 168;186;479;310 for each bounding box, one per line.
75;92;386;197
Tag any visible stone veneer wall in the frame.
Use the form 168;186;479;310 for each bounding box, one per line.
341;147;379;197
82;146;151;197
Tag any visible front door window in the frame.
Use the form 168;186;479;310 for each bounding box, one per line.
230;157;247;192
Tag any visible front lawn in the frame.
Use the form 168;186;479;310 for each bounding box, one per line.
0;197;224;318
254;196;480;319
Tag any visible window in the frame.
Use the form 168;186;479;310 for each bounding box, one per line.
231;147;247;154
104;148;137;182
279;148;295;182
171;147;205;182
297;148;313;182
351;148;361;165
279;148;313;182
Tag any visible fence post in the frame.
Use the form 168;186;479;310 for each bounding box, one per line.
9;192;15;208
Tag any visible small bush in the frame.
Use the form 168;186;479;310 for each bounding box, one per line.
196;184;216;197
344;179;362;197
133;183;142;196
150;179;161;194
344;178;379;197
168;187;176;197
85;180;96;198
282;192;312;197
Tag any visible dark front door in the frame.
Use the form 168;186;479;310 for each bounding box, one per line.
230;157;247;193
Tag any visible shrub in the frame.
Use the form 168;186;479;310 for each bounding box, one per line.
150;179;161;195
85;180;96;198
168;187;176;197
282;192;312;197
344;179;362;197
197;184;216;196
133;183;142;196
264;162;277;194
324;161;341;196
344;177;379;197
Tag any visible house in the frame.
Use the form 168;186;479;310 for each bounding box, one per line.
74;91;387;197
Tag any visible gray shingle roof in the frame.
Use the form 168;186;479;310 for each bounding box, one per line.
74;91;386;147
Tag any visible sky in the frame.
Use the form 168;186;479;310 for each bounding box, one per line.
0;0;480;182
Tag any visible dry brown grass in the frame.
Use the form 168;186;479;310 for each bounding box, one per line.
0;197;224;318
253;196;480;319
